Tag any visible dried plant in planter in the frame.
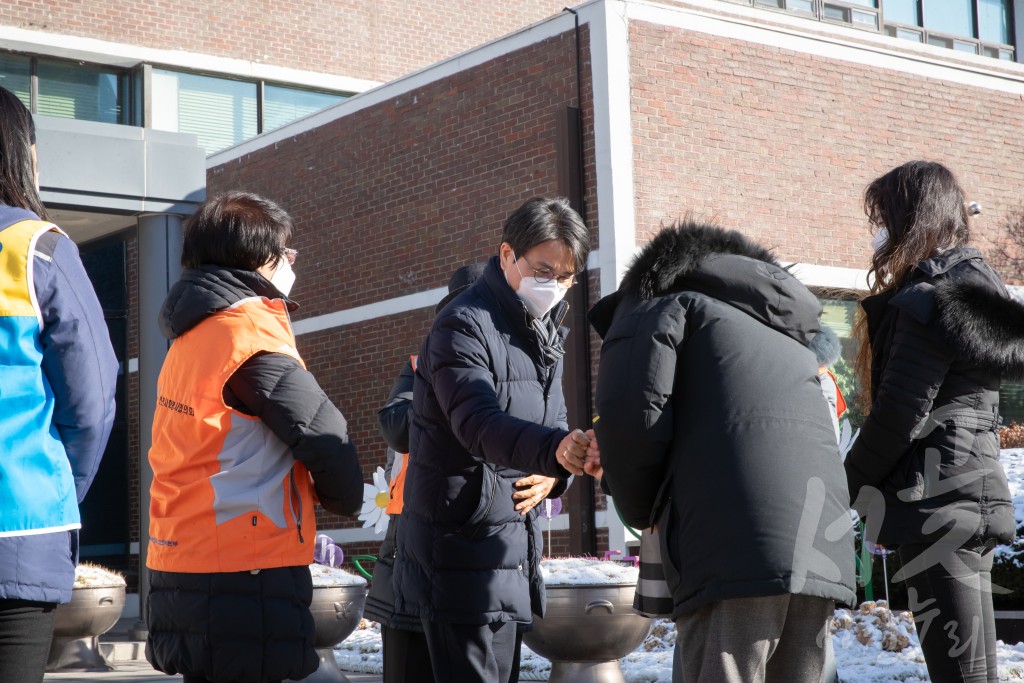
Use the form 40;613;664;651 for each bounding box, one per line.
72;563;126;589
1001;422;1024;449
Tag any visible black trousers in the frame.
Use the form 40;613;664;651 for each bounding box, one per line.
383;625;435;683
0;599;56;683
421;618;522;683
898;543;997;683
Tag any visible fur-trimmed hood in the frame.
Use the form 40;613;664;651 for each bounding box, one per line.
880;247;1024;382
591;222;821;346
937;279;1024;380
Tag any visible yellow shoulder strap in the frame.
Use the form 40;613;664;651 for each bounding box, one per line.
0;219;61;319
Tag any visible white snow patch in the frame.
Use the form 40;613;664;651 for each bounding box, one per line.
310;563;367;587
540;557;639;586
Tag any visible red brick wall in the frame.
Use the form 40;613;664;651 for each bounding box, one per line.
207;30;602;560
3;0;569;83
629;20;1024;270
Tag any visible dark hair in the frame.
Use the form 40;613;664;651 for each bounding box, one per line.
501;196;590;273
863;160;969;294
181;192;293;270
855;160;970;408
0;86;47;219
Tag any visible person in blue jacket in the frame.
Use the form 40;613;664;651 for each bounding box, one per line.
0;86;119;683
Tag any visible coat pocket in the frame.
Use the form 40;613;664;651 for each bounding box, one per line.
890;442;926;502
459;464;498;540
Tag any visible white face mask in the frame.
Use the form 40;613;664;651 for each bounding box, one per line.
871;227;889;252
270;258;296;297
511;254;569;318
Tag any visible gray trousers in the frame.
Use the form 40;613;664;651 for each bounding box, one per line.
674;594;835;683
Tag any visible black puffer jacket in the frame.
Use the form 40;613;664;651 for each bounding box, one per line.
146;265;362;683
590;224;856;618
846;247;1024;547
393;256;572;625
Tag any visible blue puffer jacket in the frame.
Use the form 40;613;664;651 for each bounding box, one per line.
0;206;118;604
394;256;572;626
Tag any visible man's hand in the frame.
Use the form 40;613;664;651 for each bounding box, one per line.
513;475;557;516
583;428;602;480
555;429;590;476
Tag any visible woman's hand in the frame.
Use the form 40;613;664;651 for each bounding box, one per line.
513;475;558;516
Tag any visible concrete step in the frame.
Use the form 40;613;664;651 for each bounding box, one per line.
99;640;146;663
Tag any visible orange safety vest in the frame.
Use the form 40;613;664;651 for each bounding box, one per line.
384;355;417;515
147;296;316;573
827;369;848;418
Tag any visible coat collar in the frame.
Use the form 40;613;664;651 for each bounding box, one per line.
914;246;983;278
159;264;296;340
478;256;569;366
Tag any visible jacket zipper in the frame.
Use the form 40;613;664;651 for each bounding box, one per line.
289;469;304;543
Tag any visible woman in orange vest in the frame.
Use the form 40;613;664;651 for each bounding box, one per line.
144;192;363;683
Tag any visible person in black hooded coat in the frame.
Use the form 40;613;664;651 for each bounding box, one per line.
845;161;1024;683
589;221;855;683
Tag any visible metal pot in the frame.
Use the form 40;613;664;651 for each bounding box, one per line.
46;585;126;672
524;583;652;683
287;583;367;683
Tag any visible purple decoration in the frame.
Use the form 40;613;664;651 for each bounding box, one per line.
866;541;894;557
314;534;345;568
540;498;563;520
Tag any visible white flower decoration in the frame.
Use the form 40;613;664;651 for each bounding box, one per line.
358;466;390;534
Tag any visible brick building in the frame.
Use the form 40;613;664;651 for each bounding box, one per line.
4;0;1024;607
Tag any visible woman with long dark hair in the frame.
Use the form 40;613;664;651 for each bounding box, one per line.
845;160;1024;682
0;87;118;682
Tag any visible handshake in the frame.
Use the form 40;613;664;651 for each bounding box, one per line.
555;428;602;479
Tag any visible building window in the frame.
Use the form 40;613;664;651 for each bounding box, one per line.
37;59;129;124
745;0;1017;60
151;70;258;154
0;53;131;124
263;84;348;133
151;69;348;154
0;54;31;107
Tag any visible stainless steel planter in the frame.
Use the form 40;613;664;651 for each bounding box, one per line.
45;585;126;672
524;583;652;683
287;583;368;683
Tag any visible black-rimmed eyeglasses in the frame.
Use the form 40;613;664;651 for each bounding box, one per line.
515;253;576;287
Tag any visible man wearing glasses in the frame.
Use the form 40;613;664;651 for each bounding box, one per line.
393;196;596;683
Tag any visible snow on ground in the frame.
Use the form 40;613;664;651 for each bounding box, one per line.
335;449;1024;682
335;609;1024;682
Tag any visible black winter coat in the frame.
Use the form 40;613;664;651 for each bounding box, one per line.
845;247;1024;547
394;256;572;626
364;358;420;631
146;265;362;683
590;225;856;618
